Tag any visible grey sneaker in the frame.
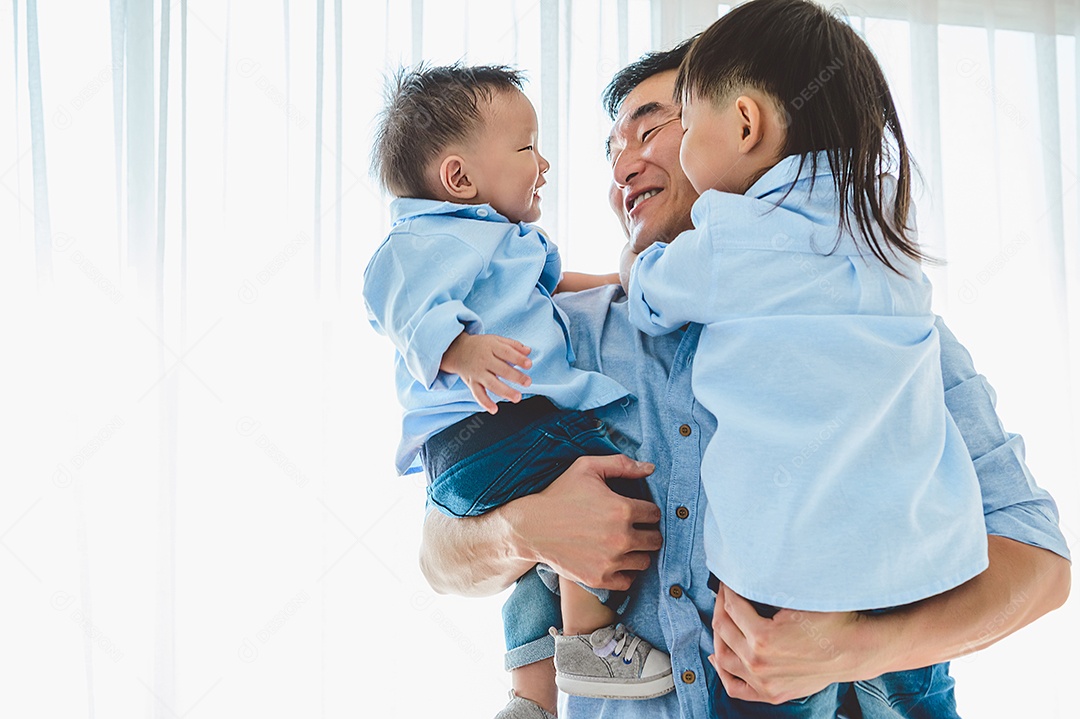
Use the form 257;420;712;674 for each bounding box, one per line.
494;691;557;719
551;624;674;700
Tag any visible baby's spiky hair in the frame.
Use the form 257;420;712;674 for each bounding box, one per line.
371;62;525;198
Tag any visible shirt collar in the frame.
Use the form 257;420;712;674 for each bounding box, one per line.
745;150;836;199
389;197;509;225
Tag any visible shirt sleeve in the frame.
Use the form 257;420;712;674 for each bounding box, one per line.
627;227;719;336
937;317;1071;561
363;231;486;390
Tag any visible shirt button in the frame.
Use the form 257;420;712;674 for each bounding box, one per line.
669;584;683;599
476;208;488;217
675;506;690;520
682;670;696;684
679;424;692;437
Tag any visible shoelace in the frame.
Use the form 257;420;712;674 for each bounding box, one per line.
593;624;642;665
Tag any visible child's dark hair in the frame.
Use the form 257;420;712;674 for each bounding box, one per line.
675;0;926;274
372;63;525;198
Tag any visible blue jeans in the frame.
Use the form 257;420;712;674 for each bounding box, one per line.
420;399;653;670
716;662;958;718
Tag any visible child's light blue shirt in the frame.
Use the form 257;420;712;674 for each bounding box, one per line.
364;198;629;474
627;154;989;611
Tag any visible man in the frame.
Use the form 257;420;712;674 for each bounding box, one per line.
419;41;1071;718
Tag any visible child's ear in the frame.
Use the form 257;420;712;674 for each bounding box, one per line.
438;155;478;200
735;95;765;154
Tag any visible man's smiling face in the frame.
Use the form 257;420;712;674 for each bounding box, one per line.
607;70;699;253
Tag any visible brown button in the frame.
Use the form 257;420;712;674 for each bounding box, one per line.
679;424;692;437
675;506;690;520
682;670;696;684
669;584;683;599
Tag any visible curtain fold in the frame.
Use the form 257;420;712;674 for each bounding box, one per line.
25;0;51;285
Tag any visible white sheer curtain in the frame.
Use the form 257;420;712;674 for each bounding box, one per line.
0;1;1074;718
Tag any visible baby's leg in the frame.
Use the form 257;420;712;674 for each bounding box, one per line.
560;577;617;635
510;659;558;716
500;568;561;716
552;576;674;700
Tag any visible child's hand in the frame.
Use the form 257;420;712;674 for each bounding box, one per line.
440;332;533;413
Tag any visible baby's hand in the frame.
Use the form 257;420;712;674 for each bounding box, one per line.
440;332;533;414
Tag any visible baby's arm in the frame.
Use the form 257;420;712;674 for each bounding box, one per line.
440;332;533;414
533;227;618;294
555;271;621;293
364;232;529;400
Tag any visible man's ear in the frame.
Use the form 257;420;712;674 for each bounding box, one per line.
438;155;478;200
735;95;765;155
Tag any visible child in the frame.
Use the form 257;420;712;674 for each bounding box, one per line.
625;1;987;716
364;64;674;719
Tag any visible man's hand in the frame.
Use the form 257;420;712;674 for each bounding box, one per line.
440;332;532;413
709;583;864;704
707;538;1070;704
505;454;663;590
420;453;664;597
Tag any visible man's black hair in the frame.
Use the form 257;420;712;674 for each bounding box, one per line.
601;35;698;120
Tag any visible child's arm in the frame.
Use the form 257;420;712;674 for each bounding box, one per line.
626;225;718;336
440;331;533;414
555;271;621;294
534;228;619;294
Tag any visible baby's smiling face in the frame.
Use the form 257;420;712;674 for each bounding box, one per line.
460;89;550;224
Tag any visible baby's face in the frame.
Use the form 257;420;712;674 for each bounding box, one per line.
468;90;550;223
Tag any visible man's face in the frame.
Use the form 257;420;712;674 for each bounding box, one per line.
607;70;698;253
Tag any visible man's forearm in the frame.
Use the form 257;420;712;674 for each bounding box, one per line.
420;505;534;597
419;455;662;597
713;535;1070;703
864;536;1070;676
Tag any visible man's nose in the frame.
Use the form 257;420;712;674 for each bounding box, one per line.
612;148;643;187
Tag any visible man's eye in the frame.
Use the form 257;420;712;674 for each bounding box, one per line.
519;145;534;152
641;127;659;142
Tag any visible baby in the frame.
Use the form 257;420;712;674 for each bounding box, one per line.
626;1;988;717
364;63;673;719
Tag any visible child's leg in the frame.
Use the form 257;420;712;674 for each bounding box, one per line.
852;663;958;719
510;659;558;715
500;568;562;715
714;681;843;718
559;576;617;636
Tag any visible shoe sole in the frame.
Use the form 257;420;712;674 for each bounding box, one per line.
555;670;675;700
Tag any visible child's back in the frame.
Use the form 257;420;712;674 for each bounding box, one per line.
627;1;986;715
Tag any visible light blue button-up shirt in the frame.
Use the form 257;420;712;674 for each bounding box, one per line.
363;198;629;473
553;285;1069;719
626;155;989;611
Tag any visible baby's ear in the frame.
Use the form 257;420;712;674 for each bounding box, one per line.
438;155;478;200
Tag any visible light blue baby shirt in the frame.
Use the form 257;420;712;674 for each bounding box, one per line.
364;198;630;474
627;154;989;611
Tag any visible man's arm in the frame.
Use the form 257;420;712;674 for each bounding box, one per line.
711;318;1072;703
710;536;1070;703
420;454;663;596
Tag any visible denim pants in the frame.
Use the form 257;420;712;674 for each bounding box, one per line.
715;661;958;718
420;398;653;671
